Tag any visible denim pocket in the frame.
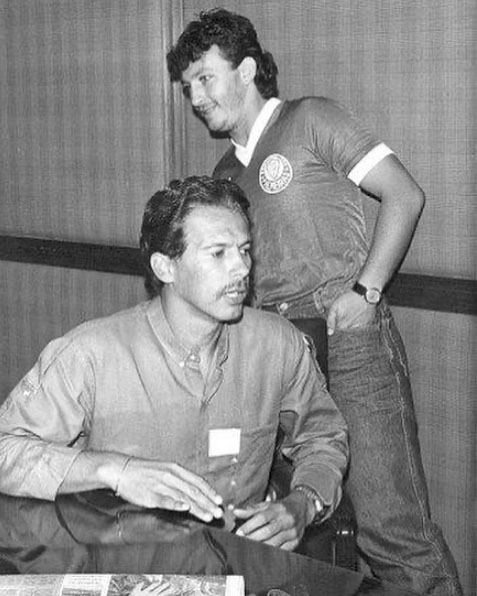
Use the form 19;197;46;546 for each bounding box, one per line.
328;314;403;412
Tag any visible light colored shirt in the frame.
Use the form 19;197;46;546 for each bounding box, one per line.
0;298;348;510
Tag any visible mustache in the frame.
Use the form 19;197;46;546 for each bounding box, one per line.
220;279;249;296
193;102;216;117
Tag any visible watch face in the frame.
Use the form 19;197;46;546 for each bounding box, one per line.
365;288;381;304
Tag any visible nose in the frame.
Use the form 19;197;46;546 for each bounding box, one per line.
231;248;251;279
189;82;206;108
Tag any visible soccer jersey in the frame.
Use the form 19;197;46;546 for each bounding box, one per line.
214;97;382;310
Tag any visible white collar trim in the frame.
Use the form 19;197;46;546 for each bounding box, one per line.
232;98;281;166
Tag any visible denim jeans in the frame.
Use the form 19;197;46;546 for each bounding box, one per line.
266;296;463;596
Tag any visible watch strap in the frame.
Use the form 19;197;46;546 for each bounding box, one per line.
352;281;367;297
352;281;382;304
294;484;327;523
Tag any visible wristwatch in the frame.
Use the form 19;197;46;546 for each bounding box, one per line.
294;485;328;524
352;281;382;305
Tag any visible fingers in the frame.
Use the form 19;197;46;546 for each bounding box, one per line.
118;460;223;523
162;464;223;521
278;539;299;551
327;291;377;333
233;502;268;519
234;502;301;549
326;304;338;336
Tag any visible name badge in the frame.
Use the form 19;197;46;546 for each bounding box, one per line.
208;428;241;457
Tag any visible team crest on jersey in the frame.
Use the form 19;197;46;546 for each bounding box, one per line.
259;153;293;194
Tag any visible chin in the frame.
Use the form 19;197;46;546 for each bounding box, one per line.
207;122;224;134
205;117;228;133
224;312;244;324
218;306;244;323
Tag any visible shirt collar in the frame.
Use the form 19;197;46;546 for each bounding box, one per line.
232;98;281;166
146;297;229;370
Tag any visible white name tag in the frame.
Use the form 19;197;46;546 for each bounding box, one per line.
208;428;241;457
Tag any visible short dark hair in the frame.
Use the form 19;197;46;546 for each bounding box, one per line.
167;8;279;100
140;175;250;296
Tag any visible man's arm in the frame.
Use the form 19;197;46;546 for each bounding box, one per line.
58;451;224;523
0;418;224;524
358;153;425;288
233;327;349;549
0;420;223;524
327;153;425;334
0;339;223;522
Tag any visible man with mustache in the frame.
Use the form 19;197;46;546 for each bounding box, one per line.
0;175;348;550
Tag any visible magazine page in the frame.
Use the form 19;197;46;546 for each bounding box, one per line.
0;574;245;596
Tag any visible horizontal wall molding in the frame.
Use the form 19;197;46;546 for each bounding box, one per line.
385;271;476;316
0;235;144;277
1;235;476;315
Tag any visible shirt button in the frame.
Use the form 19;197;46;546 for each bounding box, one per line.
179;361;185;368
278;302;289;313
230;479;237;487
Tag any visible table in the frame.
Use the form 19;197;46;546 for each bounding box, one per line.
0;490;418;596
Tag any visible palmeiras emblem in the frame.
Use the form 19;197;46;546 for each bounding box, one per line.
259;153;293;194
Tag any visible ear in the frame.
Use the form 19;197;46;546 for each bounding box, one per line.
150;252;175;285
238;56;257;86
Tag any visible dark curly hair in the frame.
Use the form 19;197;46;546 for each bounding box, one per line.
167;8;279;99
140;175;250;296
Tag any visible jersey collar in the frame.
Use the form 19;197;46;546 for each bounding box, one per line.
232;98;281;166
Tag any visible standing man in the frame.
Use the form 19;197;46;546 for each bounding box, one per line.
0;176;348;552
167;9;462;595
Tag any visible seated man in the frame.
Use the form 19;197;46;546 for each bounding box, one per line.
0;176;348;551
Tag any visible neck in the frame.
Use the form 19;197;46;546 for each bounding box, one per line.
178;324;222;358
230;92;268;146
160;291;222;357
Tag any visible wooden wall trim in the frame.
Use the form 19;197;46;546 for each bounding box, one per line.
1;235;476;315
385;271;476;315
0;235;143;277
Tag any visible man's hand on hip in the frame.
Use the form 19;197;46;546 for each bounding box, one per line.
327;290;377;336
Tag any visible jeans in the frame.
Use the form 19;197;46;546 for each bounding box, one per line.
265;296;463;596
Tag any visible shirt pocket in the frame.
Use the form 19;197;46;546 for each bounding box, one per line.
238;422;277;478
207;422;279;506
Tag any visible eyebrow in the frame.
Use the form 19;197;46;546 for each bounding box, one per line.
202;241;229;250
202;238;251;250
181;64;206;83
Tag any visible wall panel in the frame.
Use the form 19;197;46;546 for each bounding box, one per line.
0;260;147;400
0;0;180;245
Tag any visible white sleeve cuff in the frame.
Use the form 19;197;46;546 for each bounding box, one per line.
347;143;394;186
